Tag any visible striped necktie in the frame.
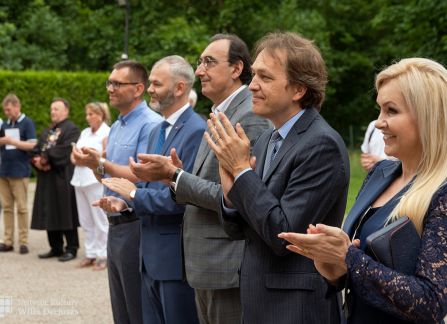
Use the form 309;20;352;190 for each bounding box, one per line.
262;130;282;179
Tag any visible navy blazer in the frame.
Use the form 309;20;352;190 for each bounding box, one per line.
343;160;402;237
132;107;206;280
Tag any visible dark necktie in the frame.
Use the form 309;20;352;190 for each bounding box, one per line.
262;130;282;179
154;121;170;154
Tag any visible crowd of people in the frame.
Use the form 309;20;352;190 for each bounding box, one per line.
0;31;446;324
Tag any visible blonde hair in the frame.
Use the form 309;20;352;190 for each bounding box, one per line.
85;102;111;125
376;58;447;234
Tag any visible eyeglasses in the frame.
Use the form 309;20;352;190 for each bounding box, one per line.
196;57;229;70
105;80;140;90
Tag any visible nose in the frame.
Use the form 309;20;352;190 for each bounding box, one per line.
106;85;114;94
195;65;205;77
248;77;259;92
375;112;386;130
147;84;154;95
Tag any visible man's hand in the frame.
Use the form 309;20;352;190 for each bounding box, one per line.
76;147;101;170
71;145;89;167
32;156;51;171
92;196;127;213
218;164;235;208
204;112;251;177
101;178;136;200
130;148;182;182
0;135;13;146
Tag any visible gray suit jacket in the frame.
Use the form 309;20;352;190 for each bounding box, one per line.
220;108;350;323
175;87;271;289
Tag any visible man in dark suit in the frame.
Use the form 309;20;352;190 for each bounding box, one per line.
97;55;204;324
128;34;271;324
206;32;350;324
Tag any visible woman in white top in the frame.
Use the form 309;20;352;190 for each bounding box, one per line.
71;102;110;270
360;120;390;171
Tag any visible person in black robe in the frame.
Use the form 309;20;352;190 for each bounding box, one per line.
31;98;80;262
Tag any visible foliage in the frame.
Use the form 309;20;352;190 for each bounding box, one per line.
346;150;367;216
0;70;110;134
0;0;446;143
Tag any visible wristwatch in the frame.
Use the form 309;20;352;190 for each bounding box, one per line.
129;189;136;200
96;157;106;175
170;168;183;188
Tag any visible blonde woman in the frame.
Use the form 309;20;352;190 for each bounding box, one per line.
71;102;110;270
279;58;447;323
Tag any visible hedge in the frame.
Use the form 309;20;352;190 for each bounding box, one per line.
0;70;115;135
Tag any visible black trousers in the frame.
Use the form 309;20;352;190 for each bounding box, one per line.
47;229;79;254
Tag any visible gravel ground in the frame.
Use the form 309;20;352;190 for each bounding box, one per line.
0;182;113;323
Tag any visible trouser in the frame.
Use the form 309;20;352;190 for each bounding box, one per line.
107;219;143;324
74;184;108;258
194;287;242;324
47;229;79;254
0;177;29;246
142;262;199;324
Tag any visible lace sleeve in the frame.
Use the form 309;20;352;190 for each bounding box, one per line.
345;189;447;323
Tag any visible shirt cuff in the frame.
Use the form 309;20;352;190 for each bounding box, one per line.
234;167;252;182
221;196;238;217
173;169;184;191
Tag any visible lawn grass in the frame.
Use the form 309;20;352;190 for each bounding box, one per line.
346;150;367;215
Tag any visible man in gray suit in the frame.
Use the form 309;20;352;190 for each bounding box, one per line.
206;32;349;323
129;34;270;324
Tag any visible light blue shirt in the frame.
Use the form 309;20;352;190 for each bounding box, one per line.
105;100;163;197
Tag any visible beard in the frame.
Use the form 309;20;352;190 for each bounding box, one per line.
151;90;176;114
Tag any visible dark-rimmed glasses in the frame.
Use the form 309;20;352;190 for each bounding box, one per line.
105;80;140;90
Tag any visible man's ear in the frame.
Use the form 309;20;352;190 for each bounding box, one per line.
134;83;146;98
231;60;244;80
292;85;307;102
174;81;186;97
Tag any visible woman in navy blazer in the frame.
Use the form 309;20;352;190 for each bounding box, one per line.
279;58;447;323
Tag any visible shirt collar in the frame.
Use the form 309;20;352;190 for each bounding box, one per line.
7;113;25;125
276;109;306;139
118;100;150;125
212;85;247;114
165;103;190;127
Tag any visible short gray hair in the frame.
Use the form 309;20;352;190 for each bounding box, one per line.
152;55;195;92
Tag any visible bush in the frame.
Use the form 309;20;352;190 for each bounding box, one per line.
0;70;111;134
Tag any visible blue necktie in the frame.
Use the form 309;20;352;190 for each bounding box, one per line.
154;121;170;154
262;130;282;179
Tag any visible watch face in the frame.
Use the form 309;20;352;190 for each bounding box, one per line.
96;165;104;175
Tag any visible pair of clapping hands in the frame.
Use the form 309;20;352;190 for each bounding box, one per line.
71;144;183;213
279;225;360;284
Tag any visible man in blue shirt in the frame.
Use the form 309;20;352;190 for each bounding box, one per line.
0;94;37;254
72;60;162;324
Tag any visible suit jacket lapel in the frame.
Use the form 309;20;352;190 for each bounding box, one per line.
262;108;318;182
193;88;251;175
343;162;402;234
